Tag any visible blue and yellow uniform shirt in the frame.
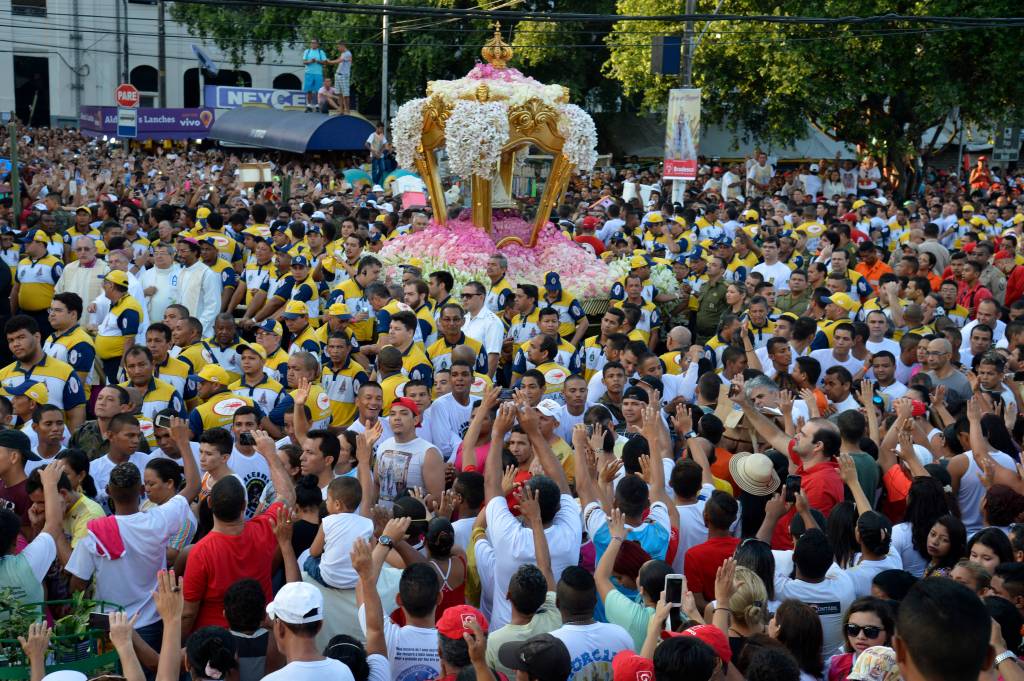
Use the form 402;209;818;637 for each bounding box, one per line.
579;336;607;381
95;294;143;360
333;279;374;342
0;356;86;413
485;277;515;316
380;373;409;415
508;307;541;347
321;359;368;427
540;292;586;339
175;341;214;374
268;384;333;430
511;338;581;378
207;257;238;292
230;373;288;418
426;333;488;374
189;392;263;440
703;334;731;370
43;325;96;379
242;260;274;304
412;304;437;346
399;342;434;387
121;377;185;421
16;254;63;311
375;300;407;338
265;348;291;386
612;299;661;344
287;325;322;360
290;276;320;319
155;355;198;405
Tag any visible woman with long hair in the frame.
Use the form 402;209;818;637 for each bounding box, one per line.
967;527;1014;574
734;539;777;608
890;476;955;577
826;502;860;570
770;599;824;681
824;597;895;681
726;283;747;316
726;566;770;661
923;514;967;578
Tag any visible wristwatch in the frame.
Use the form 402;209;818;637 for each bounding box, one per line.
682;431;696;439
378;535;395;550
996;650;1017;666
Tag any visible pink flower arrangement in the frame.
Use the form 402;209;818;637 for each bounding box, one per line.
378;216;615;298
466;63;538;84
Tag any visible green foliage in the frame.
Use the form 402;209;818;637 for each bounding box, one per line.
605;0;1024;172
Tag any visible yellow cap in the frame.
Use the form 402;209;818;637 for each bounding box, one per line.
237;341;267;361
327;302;351;318
828;292;858;312
645;212;664;224
31;230;50;244
671;215;686;226
629;255;648;269
281;300;309;318
962;203;975;212
406;257;424;269
196;207;212;219
1012;214;1024;225
197;364;230;385
14;381;49;405
852;200;866;209
741;209;759;222
104;270;129;287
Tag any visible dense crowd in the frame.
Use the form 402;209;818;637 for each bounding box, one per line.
0;123;1024;681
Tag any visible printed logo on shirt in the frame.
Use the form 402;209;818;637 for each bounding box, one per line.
544;368;566;384
212;398;247;416
637;672;653;681
316;391;331;410
810;601;841;616
396;664;437;681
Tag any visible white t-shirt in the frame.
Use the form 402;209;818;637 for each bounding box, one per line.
891;522;928;578
228;449;272;519
877;381;908;402
550;622;634;681
485;493;582;628
260;658;354;681
318;512;374;589
149;442;201;476
90;451;152;512
673;483;715;573
844;551;903;597
422;392;472;462
374;436;437;509
775;571;857;656
752;261;793;291
358;607;440;681
66;495;192;628
809;349;864;386
553;404;586;444
866;338;900;357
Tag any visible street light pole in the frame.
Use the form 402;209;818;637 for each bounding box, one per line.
381;0;390;125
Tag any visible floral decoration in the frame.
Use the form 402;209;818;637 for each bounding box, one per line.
606;257;681;296
558;104;599;173
391;98;427;169
444;101;510;179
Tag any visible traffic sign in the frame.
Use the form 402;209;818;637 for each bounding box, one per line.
117;107;138;138
115;83;140;108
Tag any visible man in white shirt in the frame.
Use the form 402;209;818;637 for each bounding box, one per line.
800;163;823;198
864;310;900;356
375;398;444;508
810;324;864;385
460;280;504;378
264;582;355;681
959;323;993;368
139;243;181;323
746;152;774;198
871;351;907;402
422;360;474;461
175;237;222;338
822;366;861;414
751;237;792;292
721;163;743;202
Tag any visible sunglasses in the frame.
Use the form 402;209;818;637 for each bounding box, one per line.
846;624;883;638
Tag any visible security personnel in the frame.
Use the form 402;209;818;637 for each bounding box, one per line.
266;351;332;433
321;330;368;427
171;317;213;374
507;284;541;347
199;237;238;313
692;255;730;345
510;308;580;383
282;300;322;359
288;255;321;321
541;272;588;345
13;229;64;337
189;364;262;439
44;292;96;387
332;255;381;343
427;304;488;374
95;270;144;384
524;334;570;403
484;254;515;324
610;255;658;302
388;311;433;387
255;320;291;385
229;341;288;418
208;315;243;384
120;345;185;421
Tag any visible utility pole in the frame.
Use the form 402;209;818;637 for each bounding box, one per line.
122;0;130;83
381;0;390;124
158;0;167;107
7;115;20;230
681;0;696;87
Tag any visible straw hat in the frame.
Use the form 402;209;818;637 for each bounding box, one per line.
728;452;781;496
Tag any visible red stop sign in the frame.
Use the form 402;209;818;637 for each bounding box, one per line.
115;83;140;108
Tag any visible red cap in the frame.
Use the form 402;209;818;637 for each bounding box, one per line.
612;650;654;681
668;624;732;664
582;216;600;230
436;605;488;639
911;400;927;418
841;213;856;222
390;397;419;417
712;166;723;173
963;242;976;254
995;250;1013;260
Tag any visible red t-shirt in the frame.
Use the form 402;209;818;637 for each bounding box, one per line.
683;536;741;601
574;235;606;255
770;441;845;550
183;501;284;629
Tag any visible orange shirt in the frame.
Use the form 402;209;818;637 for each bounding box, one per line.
854;260;893;293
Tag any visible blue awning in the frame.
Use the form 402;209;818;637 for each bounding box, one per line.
208;108;375;152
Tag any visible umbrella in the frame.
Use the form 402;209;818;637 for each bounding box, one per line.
384;169;418;190
343;168;372;187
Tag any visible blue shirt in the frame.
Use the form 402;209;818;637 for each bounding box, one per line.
303;49;326;76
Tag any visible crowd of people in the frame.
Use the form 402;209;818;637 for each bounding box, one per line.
1;123;1024;681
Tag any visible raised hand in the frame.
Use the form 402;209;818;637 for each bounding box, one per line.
518;486;542;527
492;402;517;437
608;507;627;538
350;538;373;577
837;452;858;485
501;465;519;496
599;459;623;484
778;389;794;413
153;569;184;622
672;403;693;435
292;376;312;407
714;557;737;606
269;505;293;545
108;611;140;650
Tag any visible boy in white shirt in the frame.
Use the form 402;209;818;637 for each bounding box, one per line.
303;476;373;589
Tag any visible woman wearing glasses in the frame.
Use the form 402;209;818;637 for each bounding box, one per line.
824;597;895;681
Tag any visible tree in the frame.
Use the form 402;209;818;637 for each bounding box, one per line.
605;0;1024;192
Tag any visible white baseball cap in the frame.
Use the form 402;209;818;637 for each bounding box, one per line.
536;399;561;418
266;582;324;624
311;210;327;220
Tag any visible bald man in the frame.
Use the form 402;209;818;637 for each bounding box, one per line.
923;337;972;401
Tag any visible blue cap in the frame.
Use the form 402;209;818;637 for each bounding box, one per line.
306;224;322;234
779;229;794;239
258;319;282;335
274;245;291;254
676;237;690;253
270;222;287;233
673;254;689;265
686;246;705;261
5;380;41;397
713;236;732;247
199;236;217;247
544;271;561;290
291;255;310;267
368;232;382;243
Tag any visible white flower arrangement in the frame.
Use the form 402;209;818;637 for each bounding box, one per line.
391;98;427;169
558;104;598;172
430;77;567;109
444;100;509;179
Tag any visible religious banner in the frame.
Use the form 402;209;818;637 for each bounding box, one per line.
663;88;700;181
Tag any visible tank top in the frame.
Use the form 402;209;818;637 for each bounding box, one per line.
231;628;269;681
960;450;1017;534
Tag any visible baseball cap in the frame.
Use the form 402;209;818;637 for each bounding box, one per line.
269;222;287;233
777;311;799;324
741;209;759;222
435;605;488;639
257;319;283;336
75;205;91;215
237;341;267;361
281;300;309;319
645;212;664;224
677;624;732;664
0;429;39;462
847;646;900;681
306;224;322;235
498;634;571;681
612;650;654;681
809;163;820;172
390;397;419;417
6;380;49;405
852;199;866;209
628;255;648;269
622;386;649;403
544;271;562;291
266;582;324;625
536;399;561;418
963;203;975;212
196;364;230;386
995;249;1014;260
291;255;310;268
582;216;599;230
311;210;327;221
828;292;857;312
327;302;352;319
686;246;705;261
104;270;129;287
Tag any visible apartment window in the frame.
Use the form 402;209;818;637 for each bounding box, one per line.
12;0;46;17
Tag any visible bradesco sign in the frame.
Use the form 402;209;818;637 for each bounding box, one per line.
79;107;216;140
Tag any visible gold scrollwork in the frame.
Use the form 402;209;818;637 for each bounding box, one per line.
475;84;490;103
423;96;452;126
508;100;558;136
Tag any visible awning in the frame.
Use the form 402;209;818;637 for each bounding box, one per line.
208;108;376;152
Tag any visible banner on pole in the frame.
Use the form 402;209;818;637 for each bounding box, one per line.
663;88;700;181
